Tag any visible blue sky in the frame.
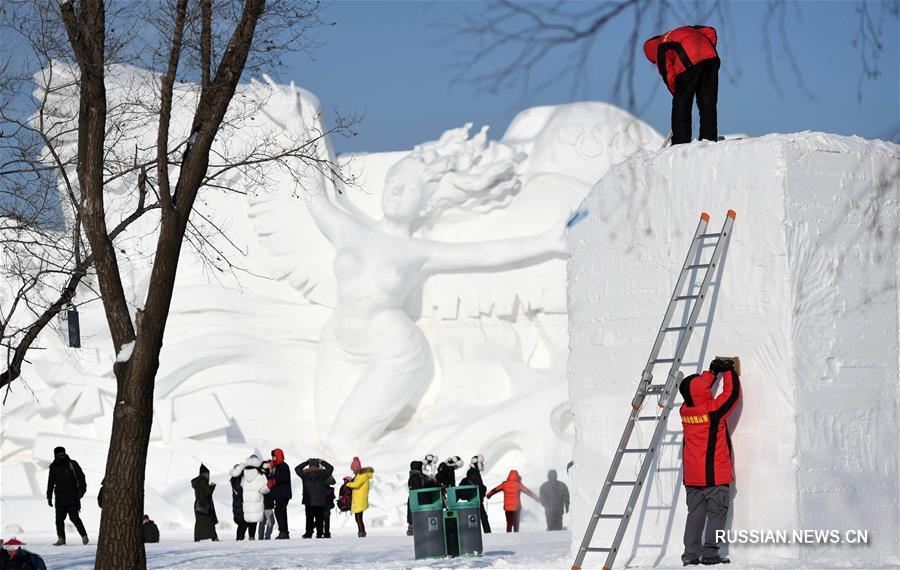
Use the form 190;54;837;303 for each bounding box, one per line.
275;0;899;154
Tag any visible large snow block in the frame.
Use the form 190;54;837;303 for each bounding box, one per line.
567;133;899;567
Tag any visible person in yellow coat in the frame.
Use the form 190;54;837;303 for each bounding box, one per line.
346;456;375;537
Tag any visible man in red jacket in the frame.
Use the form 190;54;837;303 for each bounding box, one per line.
679;358;740;566
644;26;720;145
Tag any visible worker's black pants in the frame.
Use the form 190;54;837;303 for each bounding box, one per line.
55;502;87;539
672;58;719;144
682;484;730;563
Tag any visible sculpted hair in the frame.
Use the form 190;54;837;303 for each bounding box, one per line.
387;123;525;223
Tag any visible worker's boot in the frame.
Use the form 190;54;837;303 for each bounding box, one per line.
700;556;730;565
81;535;89;545
53;537;66;546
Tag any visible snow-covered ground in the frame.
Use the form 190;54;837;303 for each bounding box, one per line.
19;528;572;570
18;527;900;569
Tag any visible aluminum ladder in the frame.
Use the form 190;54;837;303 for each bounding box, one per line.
571;210;736;570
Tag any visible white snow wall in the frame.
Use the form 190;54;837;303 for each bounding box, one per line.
567;133;900;567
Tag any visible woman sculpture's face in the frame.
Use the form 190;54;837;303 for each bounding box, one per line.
382;164;425;223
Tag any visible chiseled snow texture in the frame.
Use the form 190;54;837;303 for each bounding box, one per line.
0;63;662;538
567;133;900;568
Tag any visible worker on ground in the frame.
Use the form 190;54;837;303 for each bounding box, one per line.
643;26;719;145
679;358;741;566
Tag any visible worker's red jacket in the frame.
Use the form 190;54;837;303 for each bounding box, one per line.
643;26;718;93
679;370;740;487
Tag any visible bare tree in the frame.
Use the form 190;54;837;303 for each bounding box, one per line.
449;0;898;112
1;0;353;566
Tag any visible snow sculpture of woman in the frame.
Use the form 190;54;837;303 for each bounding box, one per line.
257;80;571;457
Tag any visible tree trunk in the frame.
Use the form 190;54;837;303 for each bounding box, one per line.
93;1;265;566
93;357;156;569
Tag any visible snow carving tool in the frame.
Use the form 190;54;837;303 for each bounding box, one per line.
567;209;589;228
571;210;737;570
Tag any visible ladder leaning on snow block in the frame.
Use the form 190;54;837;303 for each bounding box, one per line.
571;210;737;570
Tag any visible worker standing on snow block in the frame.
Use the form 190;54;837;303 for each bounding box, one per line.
679;358;741;566
643;26;720;145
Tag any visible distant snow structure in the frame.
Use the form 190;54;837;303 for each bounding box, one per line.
567;133;900;567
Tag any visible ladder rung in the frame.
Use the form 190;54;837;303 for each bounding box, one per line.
609;481;638;486
663;325;688;332
596;514;626;519
645;384;668;393
675;294;699;301
637;416;658;421
620;448;650;453
698;233;722;239
586;547;612;552
686;264;711;269
653;358;676;363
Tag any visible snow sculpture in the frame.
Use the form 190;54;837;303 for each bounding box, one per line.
1;66;663;533
568;133;899;567
256;82;570;457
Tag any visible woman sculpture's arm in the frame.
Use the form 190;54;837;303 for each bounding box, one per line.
254;76;358;244
421;217;568;272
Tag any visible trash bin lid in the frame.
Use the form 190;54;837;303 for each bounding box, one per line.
448;485;481;509
410;488;444;512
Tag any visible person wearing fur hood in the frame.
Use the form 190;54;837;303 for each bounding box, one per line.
238;455;269;540
460;455;491;533
229;462;247;540
436;456;464;489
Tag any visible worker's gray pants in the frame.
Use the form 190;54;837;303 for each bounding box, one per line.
682;484;730;563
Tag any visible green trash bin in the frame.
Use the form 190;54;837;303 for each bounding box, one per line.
447;485;483;557
410;488;446;559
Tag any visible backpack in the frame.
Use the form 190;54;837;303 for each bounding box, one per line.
337;483;353;512
70;461;87;499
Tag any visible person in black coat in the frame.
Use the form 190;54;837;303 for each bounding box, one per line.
294;458;334;538
229;463;252;540
267;449;292;539
191;463;218;542
436;456;463;489
460;454;491;533
46;446;88;546
406;460;438;535
143;515;160;543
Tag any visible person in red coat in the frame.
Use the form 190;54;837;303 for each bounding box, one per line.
644;25;720;145
486;470;539;533
679;358;741;566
